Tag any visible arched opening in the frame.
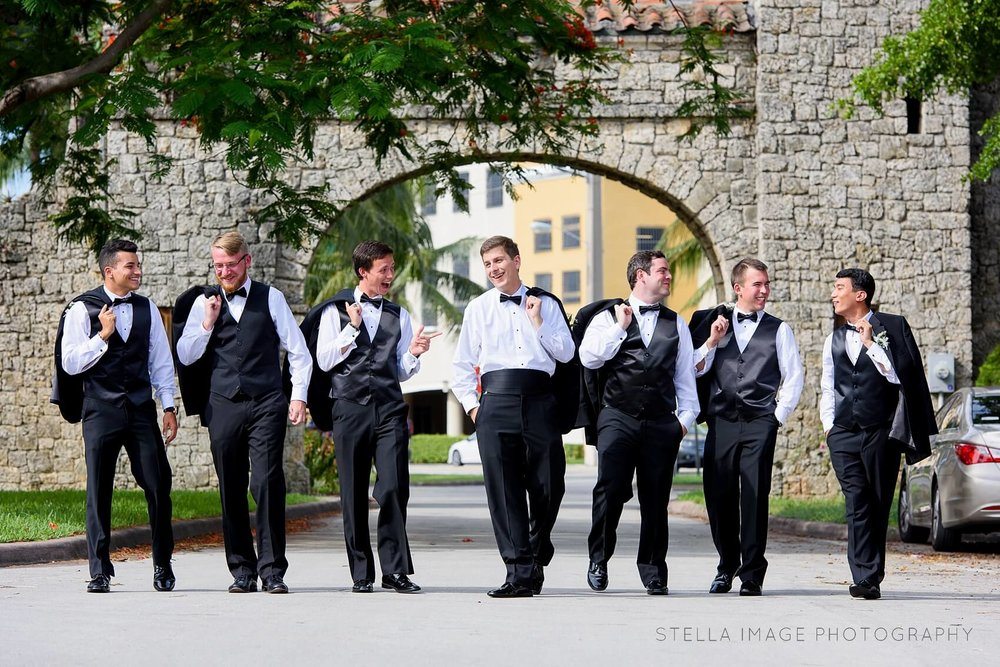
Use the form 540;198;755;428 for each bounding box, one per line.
303;157;725;445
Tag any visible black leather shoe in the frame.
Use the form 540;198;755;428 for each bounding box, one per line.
849;579;881;600
739;581;762;596
709;572;733;594
153;564;175;592
487;582;533;598
645;578;669;595
228;575;258;593
262;575;289;594
381;574;421;593
587;561;608;592
87;574;111;593
352;579;374;593
529;564;544;595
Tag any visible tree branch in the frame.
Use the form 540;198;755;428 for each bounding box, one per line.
0;0;172;117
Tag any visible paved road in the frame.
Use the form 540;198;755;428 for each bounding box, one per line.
3;466;999;665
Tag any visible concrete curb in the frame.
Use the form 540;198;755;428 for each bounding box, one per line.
0;499;340;568
668;500;901;543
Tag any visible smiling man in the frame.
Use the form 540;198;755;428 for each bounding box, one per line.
310;240;439;594
55;239;177;593
452;235;575;598
177;231;312;594
578;250;701;595
821;268;936;600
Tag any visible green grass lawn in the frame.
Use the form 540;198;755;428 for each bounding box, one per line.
410;473;484;486
675;489;899;526
0;490;315;543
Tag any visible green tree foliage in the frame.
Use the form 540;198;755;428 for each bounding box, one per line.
842;0;1000;180
658;219;713;310
305;180;483;325
977;343;1000;386
1;0;750;255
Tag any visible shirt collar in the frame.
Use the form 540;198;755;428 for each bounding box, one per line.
226;277;252;301
848;310;874;328
104;287;132;301
498;283;526;299
628;296;660;310
354;287;383;306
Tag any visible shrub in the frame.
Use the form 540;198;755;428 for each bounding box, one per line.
977;343;1000;386
410;434;456;463
304;428;339;494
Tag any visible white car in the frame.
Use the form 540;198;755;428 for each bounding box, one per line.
448;433;480;466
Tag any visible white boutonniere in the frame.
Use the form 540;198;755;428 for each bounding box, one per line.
873;330;890;351
723;302;736;311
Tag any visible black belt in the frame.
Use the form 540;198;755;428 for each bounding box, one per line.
481;369;552;396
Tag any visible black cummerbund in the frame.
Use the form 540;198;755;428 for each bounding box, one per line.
481;369;552;396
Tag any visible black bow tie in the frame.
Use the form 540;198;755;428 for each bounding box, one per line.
737;311;758;323
500;294;521;305
360;294;382;305
843;324;857;332
638;305;659;314
228;287;247;299
111;296;131;306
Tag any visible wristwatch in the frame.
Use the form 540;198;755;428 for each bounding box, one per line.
163;407;176;414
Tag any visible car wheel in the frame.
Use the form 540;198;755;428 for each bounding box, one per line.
450;450;462;466
930;483;961;552
897;477;929;544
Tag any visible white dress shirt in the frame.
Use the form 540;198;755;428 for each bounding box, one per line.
577;296;701;432
315;287;420;379
176;277;313;402
699;309;804;425
60;287;175;409
820;310;899;432
452;284;575;414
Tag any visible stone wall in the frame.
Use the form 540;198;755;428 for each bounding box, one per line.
0;2;985;495
969;78;1000;374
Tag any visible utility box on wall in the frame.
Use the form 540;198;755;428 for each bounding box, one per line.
927;352;955;393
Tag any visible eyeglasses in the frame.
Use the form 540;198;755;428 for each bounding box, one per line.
210;255;248;273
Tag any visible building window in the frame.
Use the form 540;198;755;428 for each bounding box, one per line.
562;215;581;249
486;169;504;208
563;270;581;304
420;185;437;216
453;254;469;278
421;300;438;327
535;273;553;292
533;219;552;252
453;171;471;212
636;227;664;252
905;97;922;134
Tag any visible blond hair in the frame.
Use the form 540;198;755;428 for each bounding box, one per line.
212;231;250;256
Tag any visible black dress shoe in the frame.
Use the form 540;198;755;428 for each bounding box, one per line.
228;575;258;593
849;579;881;600
587;561;608;592
153;564;175;592
529;564;544;595
352;579;374;593
709;572;733;594
381;574;421;593
262;575;289;594
739;581;762;596
87;574;111;593
487;582;533;598
645;578;669;596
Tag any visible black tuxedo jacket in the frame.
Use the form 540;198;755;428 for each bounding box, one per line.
867;311;937;464
688;304;733;424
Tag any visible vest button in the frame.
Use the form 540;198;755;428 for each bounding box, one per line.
739;359;745;364
738;374;744;379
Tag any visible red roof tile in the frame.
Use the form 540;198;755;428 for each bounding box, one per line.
583;1;754;34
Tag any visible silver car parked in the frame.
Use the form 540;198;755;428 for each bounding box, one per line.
898;387;1000;551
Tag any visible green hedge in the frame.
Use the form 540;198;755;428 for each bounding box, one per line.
977;343;1000;386
410;434;458;463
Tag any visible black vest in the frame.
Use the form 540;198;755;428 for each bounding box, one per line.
207;281;282;399
707;312;782;420
831;326;899;429
80;287;153;406
601;306;678;419
329;298;404;407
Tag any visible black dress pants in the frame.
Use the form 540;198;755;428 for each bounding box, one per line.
205;390;288;581
827;424;901;585
82;397;173;578
703;414;779;585
476;392;566;586
588;406;682;586
331;400;412;582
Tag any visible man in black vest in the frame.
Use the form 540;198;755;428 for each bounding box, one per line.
696;258;803;596
822;268;936;599
452;235;575;598
312;241;439;594
57;239;178;593
177;231;312;594
579;250;700;595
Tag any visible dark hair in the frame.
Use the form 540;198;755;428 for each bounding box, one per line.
480;235;519;259
626;250;666;289
836;268;876;307
353;240;394;279
98;239;139;273
731;257;768;288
